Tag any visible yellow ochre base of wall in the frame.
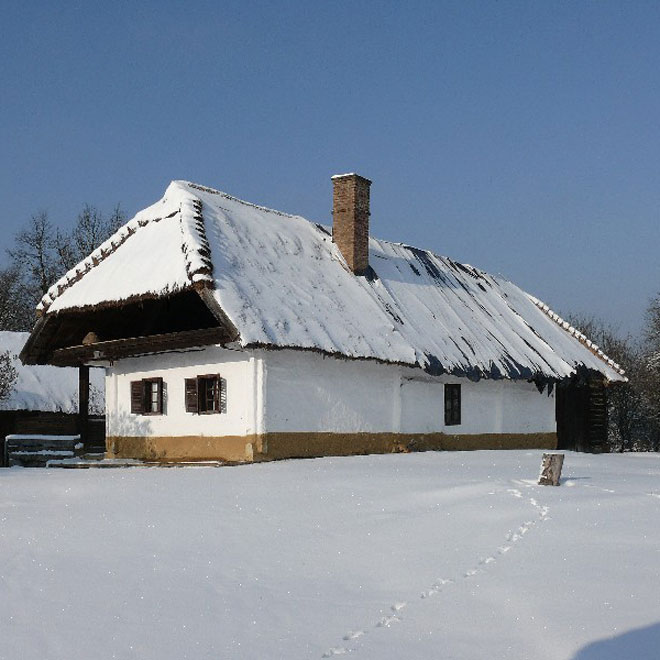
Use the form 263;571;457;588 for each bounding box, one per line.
106;432;557;463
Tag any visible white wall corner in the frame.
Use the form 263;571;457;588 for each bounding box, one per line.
256;353;266;437
249;351;266;438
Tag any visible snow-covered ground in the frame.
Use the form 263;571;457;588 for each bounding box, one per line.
1;451;659;660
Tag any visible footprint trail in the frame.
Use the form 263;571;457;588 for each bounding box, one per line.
321;486;550;658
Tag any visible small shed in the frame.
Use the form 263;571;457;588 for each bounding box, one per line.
0;331;104;464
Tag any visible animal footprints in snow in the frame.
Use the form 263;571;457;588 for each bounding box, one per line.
456;490;550;584
421;578;454;599
421;489;549;602
376;614;400;628
322;488;550;657
324;605;406;656
342;630;365;641
376;603;407;627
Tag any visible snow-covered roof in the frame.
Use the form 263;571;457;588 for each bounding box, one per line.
0;332;104;413
37;180;625;383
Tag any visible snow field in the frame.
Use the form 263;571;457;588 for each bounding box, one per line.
1;451;660;659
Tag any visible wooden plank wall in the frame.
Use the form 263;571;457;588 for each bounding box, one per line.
556;378;609;453
587;379;609;453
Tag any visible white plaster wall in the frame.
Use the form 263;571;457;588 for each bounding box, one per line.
263;350;556;435
106;346;556;438
449;378;556;435
106;346;257;438
263;351;399;433
400;377;445;433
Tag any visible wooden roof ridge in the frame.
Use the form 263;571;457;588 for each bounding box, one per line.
184;181;300;220
527;294;626;378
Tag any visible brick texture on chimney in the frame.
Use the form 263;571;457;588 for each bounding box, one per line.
331;173;372;275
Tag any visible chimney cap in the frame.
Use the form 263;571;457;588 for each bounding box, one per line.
331;172;372;184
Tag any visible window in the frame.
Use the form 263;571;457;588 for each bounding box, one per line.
130;378;164;415
185;375;226;414
444;384;461;426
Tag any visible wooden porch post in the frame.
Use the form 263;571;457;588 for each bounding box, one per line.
78;365;89;446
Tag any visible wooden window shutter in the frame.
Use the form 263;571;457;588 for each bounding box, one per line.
213;374;221;413
220;377;227;414
185;378;198;413
156;377;164;414
130;380;144;415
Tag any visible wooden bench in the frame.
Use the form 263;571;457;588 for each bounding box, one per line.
3;434;81;467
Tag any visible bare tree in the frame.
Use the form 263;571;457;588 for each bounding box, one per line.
641;293;660;449
0;266;34;331
0;350;17;401
7;211;58;301
607;343;651;451
4;203;126;331
55;204;125;272
568;314;655;452
645;294;660;348
4;212;60;329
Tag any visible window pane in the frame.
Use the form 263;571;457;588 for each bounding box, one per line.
445;384;461;426
198;376;221;414
150;382;159;412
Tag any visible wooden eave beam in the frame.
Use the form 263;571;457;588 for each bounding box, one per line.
49;327;230;366
19;315;61;365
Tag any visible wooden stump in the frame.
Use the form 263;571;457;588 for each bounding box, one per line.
538;453;564;486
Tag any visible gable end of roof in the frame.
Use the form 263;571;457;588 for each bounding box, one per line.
37;208;180;314
38;187;216;315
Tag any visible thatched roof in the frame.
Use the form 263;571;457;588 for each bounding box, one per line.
25;180;625;382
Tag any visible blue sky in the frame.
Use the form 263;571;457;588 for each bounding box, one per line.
1;1;658;335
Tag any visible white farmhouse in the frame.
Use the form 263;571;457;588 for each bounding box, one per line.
21;174;625;462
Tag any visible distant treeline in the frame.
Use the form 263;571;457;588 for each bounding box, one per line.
0;205;125;332
567;307;660;452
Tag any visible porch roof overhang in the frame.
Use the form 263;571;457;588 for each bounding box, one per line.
48;327;229;367
20;287;239;367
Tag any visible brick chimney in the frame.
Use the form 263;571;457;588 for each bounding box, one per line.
331;173;372;275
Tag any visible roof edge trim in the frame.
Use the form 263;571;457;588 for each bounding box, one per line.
527;295;627;379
